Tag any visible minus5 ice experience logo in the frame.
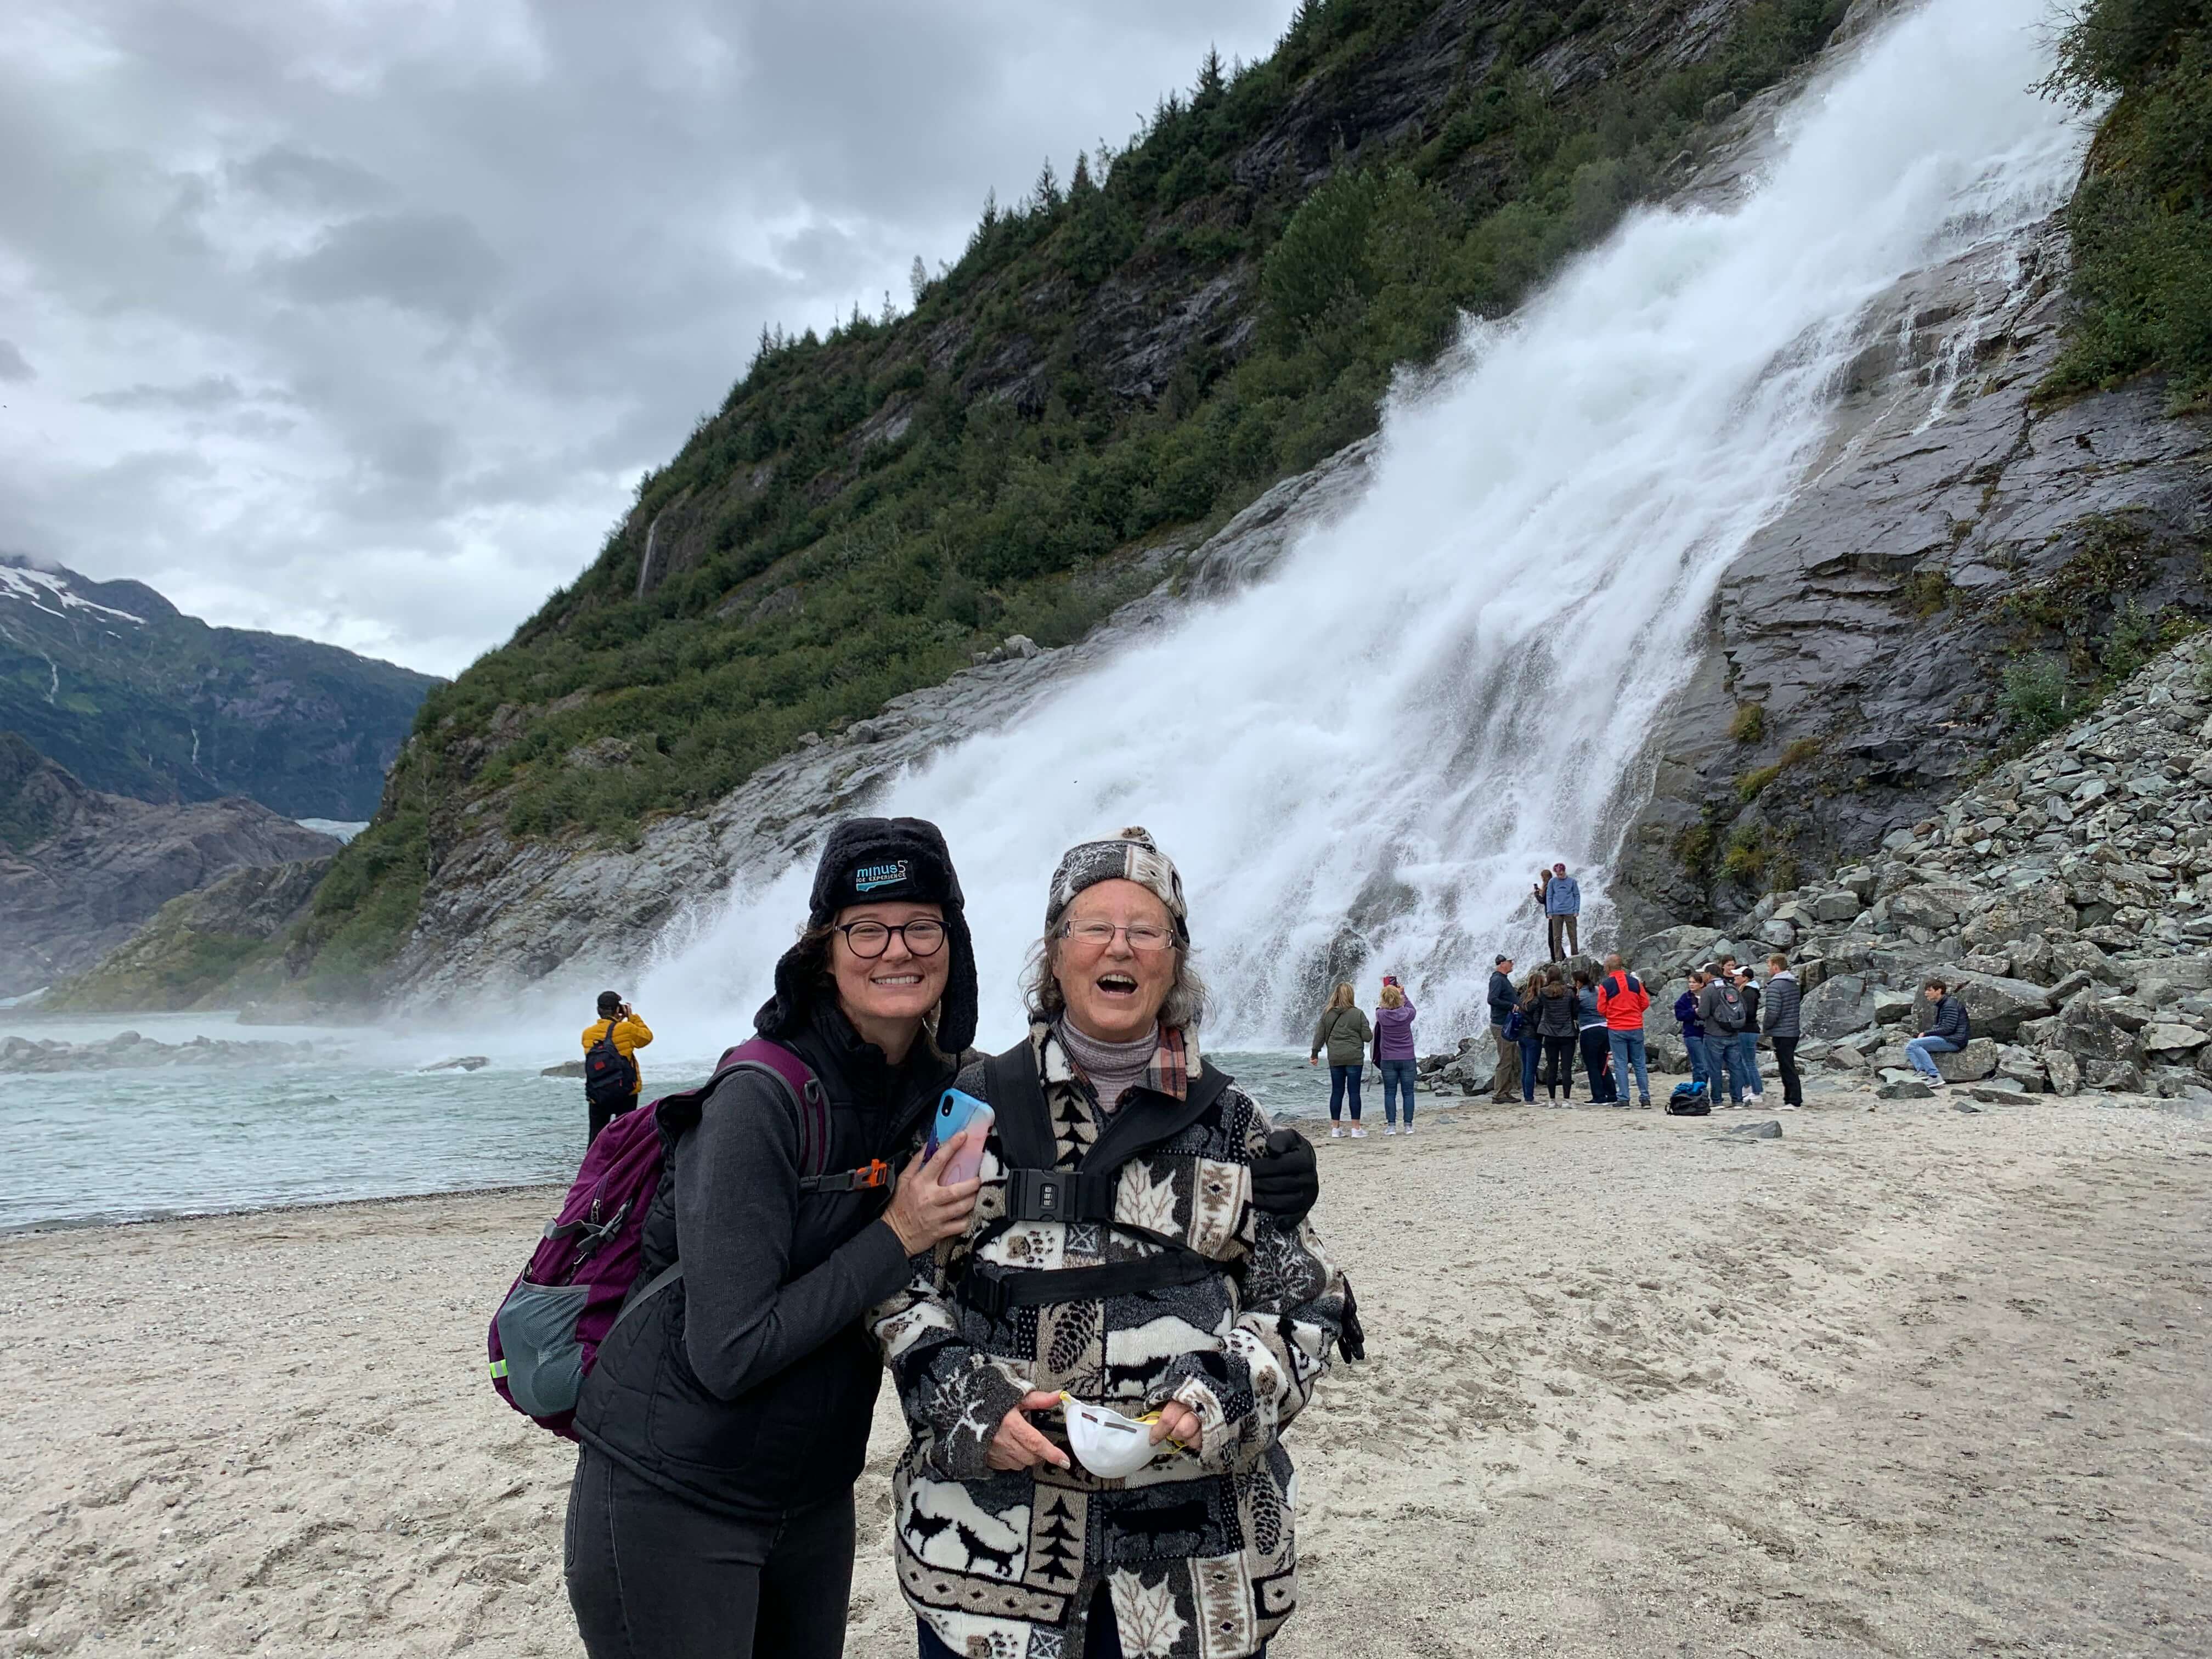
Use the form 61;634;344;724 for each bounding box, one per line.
853;860;910;893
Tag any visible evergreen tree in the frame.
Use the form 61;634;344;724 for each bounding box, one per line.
1198;45;1226;100
1034;157;1062;212
909;255;929;303
1069;150;1096;199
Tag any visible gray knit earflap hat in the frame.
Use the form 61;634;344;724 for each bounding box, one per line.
1044;826;1189;943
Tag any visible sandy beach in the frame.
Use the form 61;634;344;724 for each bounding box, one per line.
4;1082;2208;1657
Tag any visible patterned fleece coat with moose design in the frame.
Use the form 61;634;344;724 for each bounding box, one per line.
869;1022;1347;1659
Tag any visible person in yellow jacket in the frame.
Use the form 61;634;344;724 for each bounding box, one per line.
580;990;653;1145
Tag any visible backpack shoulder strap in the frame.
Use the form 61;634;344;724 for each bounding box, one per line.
983;1041;1057;1172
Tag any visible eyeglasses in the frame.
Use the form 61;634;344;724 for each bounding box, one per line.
834;919;947;958
1058;920;1176;952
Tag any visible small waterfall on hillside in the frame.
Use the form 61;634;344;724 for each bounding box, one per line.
640;0;2086;1046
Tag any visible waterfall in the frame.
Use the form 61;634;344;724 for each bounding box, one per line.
640;0;2087;1048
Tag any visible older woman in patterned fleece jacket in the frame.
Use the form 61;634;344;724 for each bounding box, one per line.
871;827;1347;1659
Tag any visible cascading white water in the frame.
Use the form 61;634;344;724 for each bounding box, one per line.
640;0;2086;1047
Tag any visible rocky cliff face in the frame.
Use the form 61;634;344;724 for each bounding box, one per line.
0;557;438;820
1607;215;2212;940
0;735;339;997
43;857;335;1012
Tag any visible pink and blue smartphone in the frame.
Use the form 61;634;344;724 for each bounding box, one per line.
926;1088;994;1183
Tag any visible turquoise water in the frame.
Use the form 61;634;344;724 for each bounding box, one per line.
0;1012;1352;1230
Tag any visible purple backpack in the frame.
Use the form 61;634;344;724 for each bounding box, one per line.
488;1036;876;1438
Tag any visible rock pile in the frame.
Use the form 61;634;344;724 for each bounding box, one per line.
1626;636;2212;1102
0;1031;324;1073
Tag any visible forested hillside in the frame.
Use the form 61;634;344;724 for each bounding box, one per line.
298;0;1855;990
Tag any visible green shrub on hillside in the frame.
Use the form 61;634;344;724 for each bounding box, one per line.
2041;0;2212;406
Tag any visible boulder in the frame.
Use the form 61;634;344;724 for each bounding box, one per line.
2143;1023;2209;1056
2082;1059;2147;1093
2053;994;2145;1065
1872;989;1918;1026
2041;1047;2083;1096
1808;891;1863;923
2113;955;2212;992
1799;973;1879;1040
1627;926;1724;974
1933;1038;2000;1083
1959;888;2078;953
2049;938;2120;984
540;1060;587;1078
1967;1085;2044;1107
2006;934;2057;985
1877;1079;1934;1100
423;1055;491;1073
1887;883;1984;931
1994;1045;2049;1090
1960;949;2012;978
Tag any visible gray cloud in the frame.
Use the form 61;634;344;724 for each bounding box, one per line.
0;0;1291;676
276;211;505;323
86;374;248;410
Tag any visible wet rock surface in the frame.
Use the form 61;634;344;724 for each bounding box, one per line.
0;1032;325;1073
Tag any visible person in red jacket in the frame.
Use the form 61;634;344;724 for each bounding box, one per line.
1595;952;1653;1109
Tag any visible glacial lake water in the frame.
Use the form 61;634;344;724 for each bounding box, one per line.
0;1011;1367;1231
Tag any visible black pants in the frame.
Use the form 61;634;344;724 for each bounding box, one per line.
588;1095;639;1148
1540;1035;1576;1097
566;1448;854;1659
1578;1027;1616;1102
916;1588;1268;1659
1772;1036;1802;1107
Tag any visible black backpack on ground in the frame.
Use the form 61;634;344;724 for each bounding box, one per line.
583;1020;640;1109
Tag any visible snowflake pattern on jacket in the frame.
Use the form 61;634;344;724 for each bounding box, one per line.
870;1022;1346;1658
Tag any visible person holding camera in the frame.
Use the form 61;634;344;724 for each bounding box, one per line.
581;990;655;1144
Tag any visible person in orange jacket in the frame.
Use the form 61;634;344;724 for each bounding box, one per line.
580;990;654;1144
1595;953;1652;1109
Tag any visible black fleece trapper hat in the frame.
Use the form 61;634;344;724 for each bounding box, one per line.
753;816;978;1053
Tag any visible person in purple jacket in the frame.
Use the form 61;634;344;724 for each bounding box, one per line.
1373;976;1420;1136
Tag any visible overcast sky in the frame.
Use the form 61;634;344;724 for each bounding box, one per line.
0;1;1289;678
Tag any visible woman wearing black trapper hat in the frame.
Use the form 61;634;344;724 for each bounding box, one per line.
566;817;988;1659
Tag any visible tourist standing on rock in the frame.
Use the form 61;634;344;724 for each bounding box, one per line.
1534;969;1579;1102
1573;969;1616;1103
1906;977;1971;1087
1675;972;1711;1094
1731;966;1766;1107
1763;955;1803;1109
1374;976;1419;1135
1310;982;1373;1137
1489;952;1521;1103
565;819;985;1659
1597;953;1652;1109
580;992;655;1146
873;825;1347;1659
1545;861;1582;962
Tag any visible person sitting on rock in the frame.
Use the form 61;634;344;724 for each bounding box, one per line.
581;990;654;1144
1905;978;1971;1087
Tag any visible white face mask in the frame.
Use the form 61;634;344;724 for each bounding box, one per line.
1061;1396;1165;1479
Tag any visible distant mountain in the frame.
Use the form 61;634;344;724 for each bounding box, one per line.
0;555;441;820
0;732;340;998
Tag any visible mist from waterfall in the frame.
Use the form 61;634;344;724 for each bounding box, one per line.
640;0;2087;1048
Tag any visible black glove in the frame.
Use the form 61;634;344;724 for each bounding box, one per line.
1251;1127;1319;1223
1337;1279;1367;1363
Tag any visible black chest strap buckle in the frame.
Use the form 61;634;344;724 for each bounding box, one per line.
1005;1166;1115;1225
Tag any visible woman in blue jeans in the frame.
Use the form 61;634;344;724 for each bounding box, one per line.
1373;977;1419;1134
1308;981;1373;1137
